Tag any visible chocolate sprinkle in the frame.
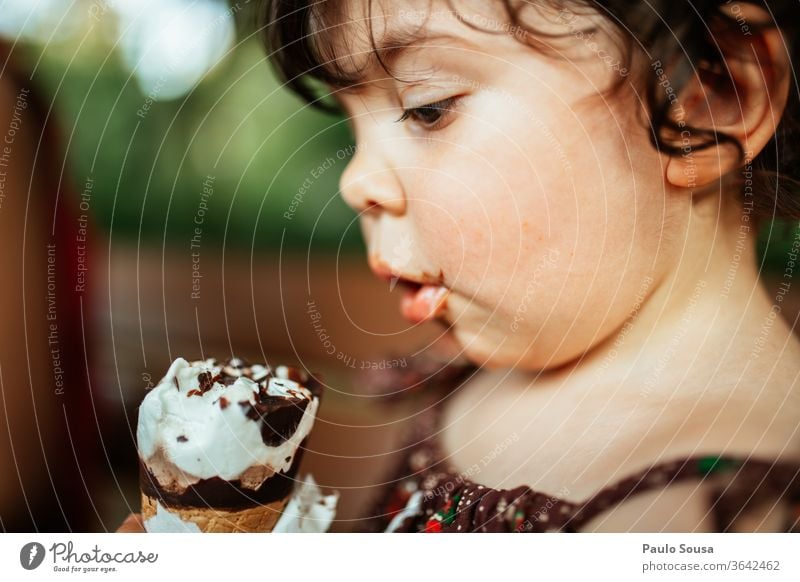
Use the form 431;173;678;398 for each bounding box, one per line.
197;371;213;393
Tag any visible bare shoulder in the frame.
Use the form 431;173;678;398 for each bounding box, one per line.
713;328;800;451
580;480;714;532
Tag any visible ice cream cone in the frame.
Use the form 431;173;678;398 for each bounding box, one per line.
137;357;327;533
141;492;290;533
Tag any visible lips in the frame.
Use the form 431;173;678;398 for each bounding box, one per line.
368;255;449;324
400;283;449;324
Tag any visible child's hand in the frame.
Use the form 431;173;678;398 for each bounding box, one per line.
115;513;144;533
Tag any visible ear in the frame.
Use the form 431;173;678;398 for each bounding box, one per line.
665;4;791;189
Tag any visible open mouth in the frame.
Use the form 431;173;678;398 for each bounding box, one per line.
368;255;450;324
401;284;448;324
394;278;449;324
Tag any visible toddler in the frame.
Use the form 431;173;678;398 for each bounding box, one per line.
260;0;800;532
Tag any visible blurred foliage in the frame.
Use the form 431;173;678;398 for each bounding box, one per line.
27;26;361;252
759;220;800;273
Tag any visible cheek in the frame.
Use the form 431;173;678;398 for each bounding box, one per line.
411;106;667;336
409;164;529;298
405;118;585;307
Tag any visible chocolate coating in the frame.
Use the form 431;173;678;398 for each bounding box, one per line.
139;441;307;509
240;396;310;447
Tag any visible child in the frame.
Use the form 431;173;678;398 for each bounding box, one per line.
257;0;800;532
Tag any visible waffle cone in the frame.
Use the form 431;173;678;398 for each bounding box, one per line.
141;492;289;533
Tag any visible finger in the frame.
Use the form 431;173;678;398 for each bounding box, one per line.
116;513;145;533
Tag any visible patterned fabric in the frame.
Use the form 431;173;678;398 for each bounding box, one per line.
365;405;800;533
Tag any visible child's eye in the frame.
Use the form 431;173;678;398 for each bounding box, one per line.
396;97;458;130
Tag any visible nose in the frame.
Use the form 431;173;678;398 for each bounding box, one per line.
339;143;406;215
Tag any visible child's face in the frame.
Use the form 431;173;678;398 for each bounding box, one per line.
333;1;685;370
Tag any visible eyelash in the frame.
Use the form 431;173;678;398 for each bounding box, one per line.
396;96;458;130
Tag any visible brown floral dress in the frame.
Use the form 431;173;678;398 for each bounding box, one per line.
359;359;800;533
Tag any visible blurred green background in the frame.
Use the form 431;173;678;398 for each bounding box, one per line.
15;0;361;252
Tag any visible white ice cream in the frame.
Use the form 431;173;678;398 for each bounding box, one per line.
137;357;319;493
273;474;338;533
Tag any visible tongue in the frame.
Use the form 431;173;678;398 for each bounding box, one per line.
401;285;449;324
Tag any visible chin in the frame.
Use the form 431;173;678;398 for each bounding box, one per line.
450;326;527;370
452;323;579;372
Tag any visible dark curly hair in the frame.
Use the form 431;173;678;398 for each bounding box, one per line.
259;0;800;223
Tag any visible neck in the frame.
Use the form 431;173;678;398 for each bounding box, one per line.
534;191;795;398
